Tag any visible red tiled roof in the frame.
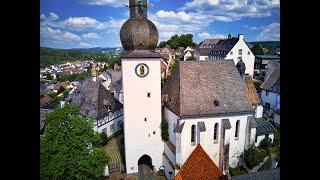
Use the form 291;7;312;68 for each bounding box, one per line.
175;144;224;180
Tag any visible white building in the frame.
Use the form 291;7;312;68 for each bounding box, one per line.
161;60;258;178
198;34;255;75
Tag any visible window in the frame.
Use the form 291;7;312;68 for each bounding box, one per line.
102;128;107;134
265;91;269;96
255;135;258;143
147;92;151;97
110;124;115;134
191;125;196;145
214;123;219;143
144;118;147;122
235;120;240;140
248;51;251;55
238;49;242;55
230;51;233;55
265;102;270;110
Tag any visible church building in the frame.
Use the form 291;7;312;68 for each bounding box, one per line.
119;0;263;179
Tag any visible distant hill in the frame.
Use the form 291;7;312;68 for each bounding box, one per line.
70;47;123;53
247;41;280;48
40;47;121;68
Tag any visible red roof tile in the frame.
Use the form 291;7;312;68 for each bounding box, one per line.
175;144;224;180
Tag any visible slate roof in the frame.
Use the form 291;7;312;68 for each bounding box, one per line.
162;60;252;118
255;118;276;136
211;37;239;52
198;39;222;48
244;75;261;106
106;70;122;87
66;79;122;119
260;64;280;93
232;168;280;180
175;144;225;180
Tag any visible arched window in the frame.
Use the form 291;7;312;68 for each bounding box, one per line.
214;123;219;142
191;125;196;145
235;120;240;139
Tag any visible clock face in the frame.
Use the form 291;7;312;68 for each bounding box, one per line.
135;63;149;78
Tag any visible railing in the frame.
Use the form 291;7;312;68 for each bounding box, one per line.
96;109;124;128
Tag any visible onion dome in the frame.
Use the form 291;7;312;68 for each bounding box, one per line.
120;0;159;51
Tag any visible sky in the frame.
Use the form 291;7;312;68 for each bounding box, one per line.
40;0;280;49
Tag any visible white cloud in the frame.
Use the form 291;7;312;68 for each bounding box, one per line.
181;0;279;21
49;12;59;20
256;23;280;41
40;26;81;42
82;32;101;40
80;42;97;47
60;17;106;31
198;32;225;39
83;0;127;7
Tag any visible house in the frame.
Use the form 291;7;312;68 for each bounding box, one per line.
51;64;61;71
53;83;65;95
98;70;122;91
260;64;280;117
207;34;255;76
265;60;280;80
244;75;263;119
160;57;169;78
162;60;257;178
174;144;227;180
182;49;195;61
198;39;222;61
66;79;124;137
254;55;280;77
273;109;280;126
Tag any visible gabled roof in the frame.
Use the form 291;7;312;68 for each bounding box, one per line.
66;79;122;119
211;37;239;52
162;61;252;118
255;118;276;136
198;39;222;48
175;144;225;180
260;64;280;93
244;75;261;106
199;48;212;56
106;70;122;87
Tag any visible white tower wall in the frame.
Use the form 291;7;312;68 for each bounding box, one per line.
122;58;164;175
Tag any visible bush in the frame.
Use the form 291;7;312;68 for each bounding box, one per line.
273;129;280;146
259;137;272;155
186;56;196;61
229;166;247;176
161;118;169;141
100;132;109;145
244;147;264;169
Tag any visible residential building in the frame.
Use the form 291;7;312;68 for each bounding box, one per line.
260;64;280;117
198;39;222;61
66;79;124;137
254;55;280;77
208;34;255;75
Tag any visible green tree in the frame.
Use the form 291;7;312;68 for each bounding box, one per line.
186;56;196;61
158;34;196;50
244;147;264;169
251;44;264;55
158;41;167;48
40;105;110;179
169;59;180;75
161;118;169;141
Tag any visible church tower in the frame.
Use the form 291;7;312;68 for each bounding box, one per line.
120;0;163;175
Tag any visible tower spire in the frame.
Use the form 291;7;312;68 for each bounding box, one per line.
129;0;148;19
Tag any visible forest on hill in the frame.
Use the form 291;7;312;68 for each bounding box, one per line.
40;47;119;68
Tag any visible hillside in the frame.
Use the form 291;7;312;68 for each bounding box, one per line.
40;47;119;68
247;41;280;48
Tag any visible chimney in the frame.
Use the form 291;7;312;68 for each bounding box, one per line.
238;34;244;40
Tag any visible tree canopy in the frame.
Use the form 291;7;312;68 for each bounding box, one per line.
40;105;110;179
158;34;197;49
251;44;264;55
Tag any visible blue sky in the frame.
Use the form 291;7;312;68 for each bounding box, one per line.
40;0;280;49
